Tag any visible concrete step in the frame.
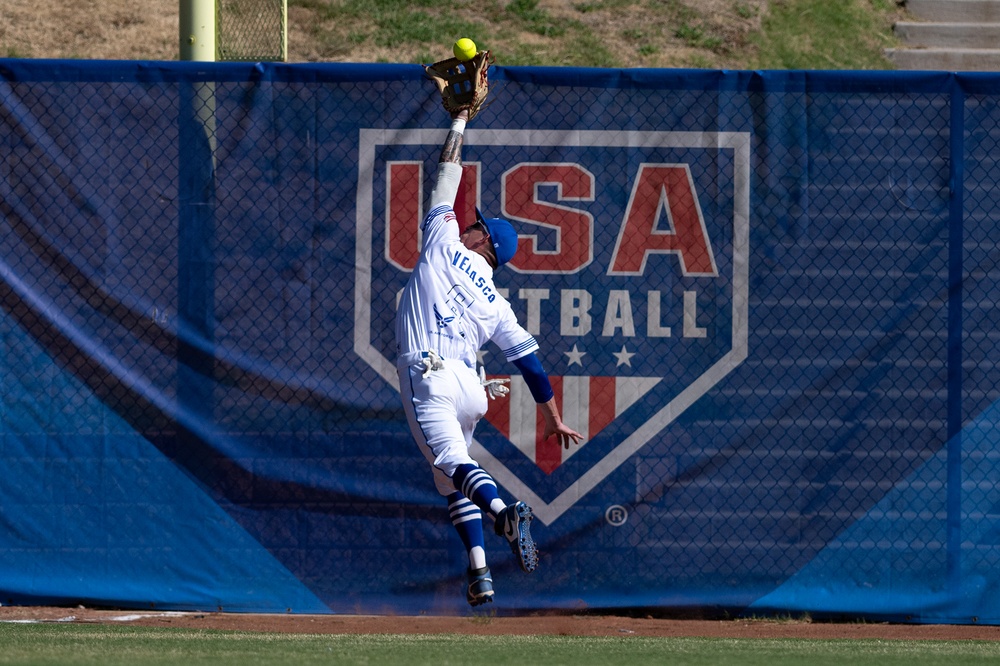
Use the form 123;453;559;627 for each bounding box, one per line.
894;21;1000;48
885;47;1000;70
906;0;1000;23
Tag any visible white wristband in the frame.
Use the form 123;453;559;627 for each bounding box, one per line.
450;118;466;135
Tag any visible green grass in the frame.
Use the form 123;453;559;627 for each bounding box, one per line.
675;22;723;50
2;625;1000;666
291;0;483;60
506;0;567;38
754;0;898;69
288;0;900;68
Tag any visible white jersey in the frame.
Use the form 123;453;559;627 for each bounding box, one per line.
395;203;538;369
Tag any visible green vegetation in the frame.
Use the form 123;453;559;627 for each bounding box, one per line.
754;0;900;69
1;0;902;66
288;0;901;69
506;0;568;38
2;624;1000;666
675;23;723;51
292;0;481;59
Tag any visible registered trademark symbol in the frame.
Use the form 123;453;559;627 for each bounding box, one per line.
605;505;628;527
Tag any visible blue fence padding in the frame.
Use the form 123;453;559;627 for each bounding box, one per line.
2;59;1000;622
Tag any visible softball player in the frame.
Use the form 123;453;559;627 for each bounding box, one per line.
395;108;583;606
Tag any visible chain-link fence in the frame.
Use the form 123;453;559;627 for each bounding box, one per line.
1;61;999;621
216;0;286;61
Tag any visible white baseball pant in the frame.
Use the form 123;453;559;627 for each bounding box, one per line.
398;356;489;496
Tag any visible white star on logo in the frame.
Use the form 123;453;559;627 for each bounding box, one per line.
613;345;636;367
476;348;489;365
564;344;586;367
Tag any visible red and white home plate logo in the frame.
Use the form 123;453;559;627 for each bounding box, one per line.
355;128;750;524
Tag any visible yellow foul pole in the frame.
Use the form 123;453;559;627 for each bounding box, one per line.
176;1;218;431
179;0;216;62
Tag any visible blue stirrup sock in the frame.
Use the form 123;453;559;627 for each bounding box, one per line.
447;492;486;570
453;463;505;521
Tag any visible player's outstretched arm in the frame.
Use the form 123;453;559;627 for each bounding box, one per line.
439;108;469;165
512;352;584;450
429;109;469;210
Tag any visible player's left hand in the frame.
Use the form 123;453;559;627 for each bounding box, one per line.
479;366;510;400
543;422;584;450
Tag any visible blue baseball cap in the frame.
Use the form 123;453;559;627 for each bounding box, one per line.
476;208;518;267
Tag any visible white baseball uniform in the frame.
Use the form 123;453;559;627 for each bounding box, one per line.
396;162;538;496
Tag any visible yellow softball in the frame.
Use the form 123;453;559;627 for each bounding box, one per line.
453;38;477;61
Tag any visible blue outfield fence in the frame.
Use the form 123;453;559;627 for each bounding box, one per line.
2;59;1000;622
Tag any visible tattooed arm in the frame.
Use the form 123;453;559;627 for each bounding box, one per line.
430;109;470;209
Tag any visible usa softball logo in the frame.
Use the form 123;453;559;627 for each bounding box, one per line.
355;128;750;523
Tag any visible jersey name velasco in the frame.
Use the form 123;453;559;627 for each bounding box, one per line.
395;203;538;369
